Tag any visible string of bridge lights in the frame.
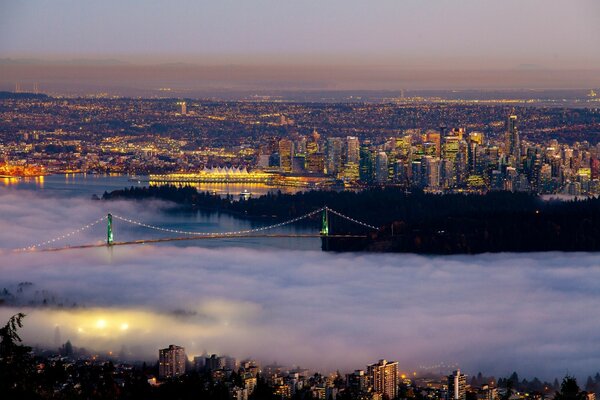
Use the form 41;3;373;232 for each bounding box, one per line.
111;208;327;236
16;207;378;251
18;216;107;251
326;207;378;230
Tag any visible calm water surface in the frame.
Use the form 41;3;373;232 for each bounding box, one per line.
1;174;321;250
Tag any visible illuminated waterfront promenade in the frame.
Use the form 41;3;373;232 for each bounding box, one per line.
149;167;335;189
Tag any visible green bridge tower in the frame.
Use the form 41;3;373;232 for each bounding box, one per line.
320;207;330;251
107;213;114;245
320;207;329;236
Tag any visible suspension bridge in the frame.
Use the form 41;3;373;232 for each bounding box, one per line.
15;207;379;253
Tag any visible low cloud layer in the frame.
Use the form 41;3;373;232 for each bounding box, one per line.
1;188;600;380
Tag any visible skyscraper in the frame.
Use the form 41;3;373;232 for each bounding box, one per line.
375;151;389;184
359;144;374;183
279;139;294;173
346;136;360;164
159;345;186;379
447;369;467;400
326;137;343;176
367;359;398;400
505;114;520;169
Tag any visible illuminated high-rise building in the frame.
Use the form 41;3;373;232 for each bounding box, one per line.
422;155;440;188
375;152;389;184
468;132;485;172
359;144;374;183
426;131;441;158
505;114;520;169
159;345;186;379
306;153;325;174
346;136;360;164
367;359;398;400
279;139;294;173
447;369;467;400
326;137;343;176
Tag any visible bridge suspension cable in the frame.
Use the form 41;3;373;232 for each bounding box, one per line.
110;207;327;237
15;206;378;252
111;206;378;237
324;207;378;230
18;216;106;251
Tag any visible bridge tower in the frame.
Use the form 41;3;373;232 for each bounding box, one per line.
107;213;114;245
320;207;329;236
320;207;330;251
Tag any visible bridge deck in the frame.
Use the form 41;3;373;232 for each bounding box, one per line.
21;234;368;253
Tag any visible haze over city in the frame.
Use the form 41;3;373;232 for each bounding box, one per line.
1;0;600;92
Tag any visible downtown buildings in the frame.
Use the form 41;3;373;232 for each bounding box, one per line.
3;94;600;196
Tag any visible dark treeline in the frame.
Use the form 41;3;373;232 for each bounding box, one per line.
102;185;600;253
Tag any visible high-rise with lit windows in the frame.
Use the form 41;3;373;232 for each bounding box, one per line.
159;345;186;379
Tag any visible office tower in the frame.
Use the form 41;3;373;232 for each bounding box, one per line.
306;153;325;174
279;139;294;173
456;140;469;186
326;137;343;176
367;359;398;400
426;131;442;158
394;161;410;185
442;136;460;188
359;144;374;183
468;132;484;172
346;136;360;164
340;136;360;180
411;161;422;187
447;369;467;400
505;114;520;169
159;345;186;379
375;152;389;184
422;155;441;188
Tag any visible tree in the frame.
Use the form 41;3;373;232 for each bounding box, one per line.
554;377;586;400
0;313;37;397
0;312;27;356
